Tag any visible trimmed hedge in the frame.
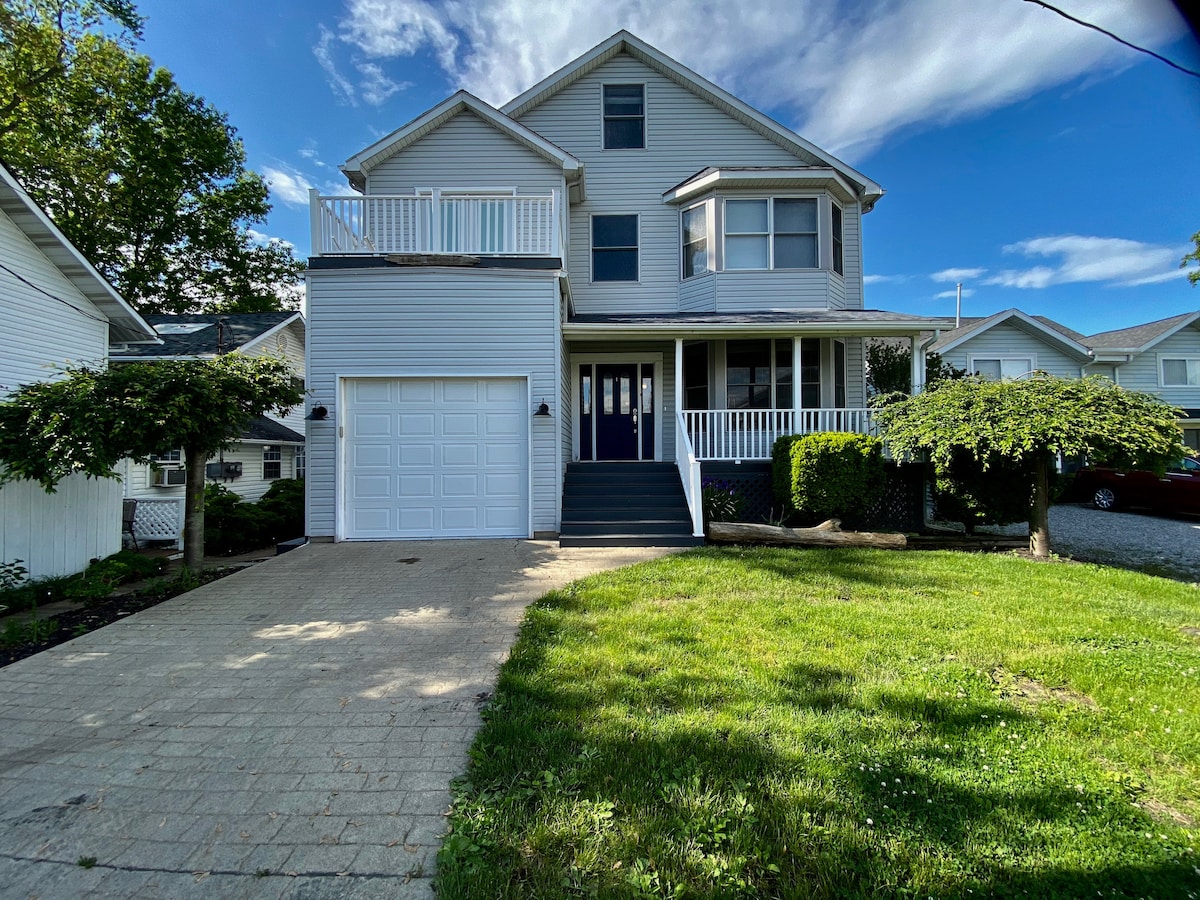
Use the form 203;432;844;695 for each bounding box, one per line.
784;432;886;525
204;478;304;556
771;434;806;520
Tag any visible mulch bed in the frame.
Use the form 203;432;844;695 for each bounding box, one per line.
0;566;247;668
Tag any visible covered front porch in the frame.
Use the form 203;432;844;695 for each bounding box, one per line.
563;310;955;537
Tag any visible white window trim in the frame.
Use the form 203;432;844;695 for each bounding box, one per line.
150;448;183;465
262;444;283;480
1158;354;1200;387
600;82;647;152
968;355;1036;380
721;196;821;272
680;202;710;280
590;213;640;283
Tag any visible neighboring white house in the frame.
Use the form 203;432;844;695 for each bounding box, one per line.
305;30;955;544
109;313;306;545
924;307;1200;452
0;163;157;579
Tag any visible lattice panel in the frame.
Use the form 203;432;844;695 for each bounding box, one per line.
701;463;777;524
133;498;184;544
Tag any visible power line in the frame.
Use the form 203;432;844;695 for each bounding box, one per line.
1023;0;1200;79
0;260;112;326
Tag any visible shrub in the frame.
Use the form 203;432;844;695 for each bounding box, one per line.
788;432;886;524
204;479;304;556
932;450;1035;534
770;434;806;520
701;479;745;524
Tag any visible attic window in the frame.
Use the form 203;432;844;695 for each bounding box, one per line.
153;323;212;335
603;84;644;149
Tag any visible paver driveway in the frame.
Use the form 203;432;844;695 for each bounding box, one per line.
0;540;671;899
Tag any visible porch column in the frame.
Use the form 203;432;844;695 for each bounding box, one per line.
910;334;925;394
674;338;684;416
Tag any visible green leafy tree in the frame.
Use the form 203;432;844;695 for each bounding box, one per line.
874;375;1184;557
0;1;302;312
1184;230;1200;286
0;355;303;571
865;340;965;396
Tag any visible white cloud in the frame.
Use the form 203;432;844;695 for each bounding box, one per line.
313;26;357;105
247;228;297;254
863;273;907;285
356;61;410;106
985;235;1189;289
261;166;315;208
931;267;986;283
318;0;1186;157
934;287;975;299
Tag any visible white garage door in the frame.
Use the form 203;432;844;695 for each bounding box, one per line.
343;377;529;539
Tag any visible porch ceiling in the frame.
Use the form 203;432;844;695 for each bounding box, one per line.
564;310;957;340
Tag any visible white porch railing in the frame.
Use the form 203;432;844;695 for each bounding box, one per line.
675;412;705;537
133;497;184;548
684;408;879;461
311;190;562;257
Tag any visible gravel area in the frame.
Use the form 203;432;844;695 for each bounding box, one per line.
984;502;1200;583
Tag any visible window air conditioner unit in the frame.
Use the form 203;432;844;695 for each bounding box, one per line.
152;467;187;487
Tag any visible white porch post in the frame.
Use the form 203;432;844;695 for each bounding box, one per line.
910;334;925;394
674;338;684;416
308;188;321;257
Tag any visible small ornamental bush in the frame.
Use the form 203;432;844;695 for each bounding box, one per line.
789;432;885;524
701;478;745;524
770;434;806;520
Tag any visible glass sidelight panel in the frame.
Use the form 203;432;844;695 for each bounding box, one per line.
603;376;614;414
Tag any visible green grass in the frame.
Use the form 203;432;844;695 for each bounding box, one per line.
436;548;1200;899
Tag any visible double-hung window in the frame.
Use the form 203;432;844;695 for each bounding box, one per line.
150;448;182;464
592;215;638;282
602;84;644;149
832;204;844;276
724;198;818;270
971;357;1033;380
263;445;282;480
681;204;709;278
1162;358;1200;386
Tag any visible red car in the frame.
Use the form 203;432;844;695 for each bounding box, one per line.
1079;457;1200;515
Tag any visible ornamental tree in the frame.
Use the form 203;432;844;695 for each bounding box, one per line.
864;339;965;396
873;374;1184;558
0;355;303;570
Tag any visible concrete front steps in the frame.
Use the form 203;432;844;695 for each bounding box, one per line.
559;461;704;548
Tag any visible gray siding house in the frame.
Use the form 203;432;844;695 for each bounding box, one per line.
924;307;1200;453
305;31;952;544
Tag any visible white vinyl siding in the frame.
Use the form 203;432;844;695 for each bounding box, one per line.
365;109;564;197
516;53;840;315
1115;328;1200;407
0;203;122;579
306;268;561;539
124;446;301;504
938;323;1086;381
243;317;307;435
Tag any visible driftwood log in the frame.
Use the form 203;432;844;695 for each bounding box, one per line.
708;519;907;549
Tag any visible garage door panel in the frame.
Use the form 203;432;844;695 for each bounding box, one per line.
344;377;529;539
399;413;435;435
353;445;392;468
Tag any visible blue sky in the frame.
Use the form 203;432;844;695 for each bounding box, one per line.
135;0;1200;334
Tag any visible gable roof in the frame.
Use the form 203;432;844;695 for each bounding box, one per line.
924;308;1092;360
0;163;156;344
1085;310;1200;353
501;31;884;211
341;91;584;193
110;312;303;359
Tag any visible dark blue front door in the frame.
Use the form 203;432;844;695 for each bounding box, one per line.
596;363;639;460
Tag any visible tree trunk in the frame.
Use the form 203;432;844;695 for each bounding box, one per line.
183;446;207;572
1029;453;1052;559
708;520;907;549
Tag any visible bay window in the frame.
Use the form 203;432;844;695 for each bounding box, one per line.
681;204;709;278
724;198;817;270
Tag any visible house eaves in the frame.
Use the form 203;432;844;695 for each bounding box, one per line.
565;310;954;340
501;31;884;211
925;308;1092;362
662;167;860;206
341;91;584;196
238;312;305;355
0;163;157;344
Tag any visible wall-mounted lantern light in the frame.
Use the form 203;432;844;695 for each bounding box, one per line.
533;399;551;417
306;405;329;421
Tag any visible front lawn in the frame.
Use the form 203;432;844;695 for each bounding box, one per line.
438;548;1200;899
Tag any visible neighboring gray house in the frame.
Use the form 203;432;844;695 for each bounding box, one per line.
305;31;953;545
923;307;1200;452
0;163;157;578
110;312;306;545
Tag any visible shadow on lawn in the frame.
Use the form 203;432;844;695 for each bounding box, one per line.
455;622;1196;899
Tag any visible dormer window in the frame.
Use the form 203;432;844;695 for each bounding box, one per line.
603;84;644;149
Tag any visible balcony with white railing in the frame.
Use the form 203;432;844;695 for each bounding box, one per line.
310;189;564;258
683;408;879;461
